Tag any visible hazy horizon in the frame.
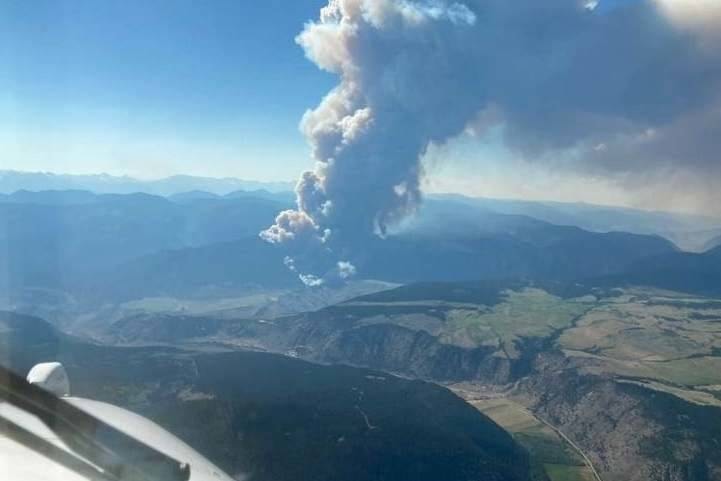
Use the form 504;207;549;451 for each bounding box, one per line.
3;167;721;220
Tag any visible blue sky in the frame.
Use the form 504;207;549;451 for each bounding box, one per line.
1;0;719;215
0;0;637;184
0;0;334;179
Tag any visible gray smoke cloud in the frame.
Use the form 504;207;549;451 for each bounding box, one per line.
262;0;484;283
262;0;721;283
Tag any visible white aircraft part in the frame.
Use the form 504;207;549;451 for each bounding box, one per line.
0;396;236;481
68;397;235;481
0;400;87;481
26;362;70;397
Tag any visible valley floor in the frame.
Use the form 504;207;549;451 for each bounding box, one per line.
452;388;599;481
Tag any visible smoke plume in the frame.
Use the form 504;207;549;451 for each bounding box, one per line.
263;0;721;283
262;0;485;283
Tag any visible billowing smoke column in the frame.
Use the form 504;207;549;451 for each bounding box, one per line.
263;0;721;284
262;0;484;284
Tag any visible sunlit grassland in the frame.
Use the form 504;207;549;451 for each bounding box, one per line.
471;398;594;481
441;289;594;357
615;379;721;408
122;293;279;314
565;349;721;388
338;285;721;405
558;291;721;402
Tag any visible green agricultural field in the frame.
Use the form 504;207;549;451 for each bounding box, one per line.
342;284;721;405
343;287;594;355
470;398;595;481
615;379;721;407
441;289;594;357
558;289;721;400
566;350;721;388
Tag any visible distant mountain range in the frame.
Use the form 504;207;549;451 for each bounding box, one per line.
426;194;721;252
3;170;720;251
0;187;719;307
0;189;684;305
602;244;721;296
0;170;294;196
77;224;674;303
0;191;293;295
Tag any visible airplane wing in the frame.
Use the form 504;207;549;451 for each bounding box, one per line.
0;363;234;481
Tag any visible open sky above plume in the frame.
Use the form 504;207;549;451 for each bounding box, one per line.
1;0;720;215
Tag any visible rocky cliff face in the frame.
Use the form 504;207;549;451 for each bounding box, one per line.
275;316;514;382
517;353;721;481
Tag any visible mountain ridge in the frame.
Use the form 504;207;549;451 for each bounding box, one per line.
0;170;294;196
